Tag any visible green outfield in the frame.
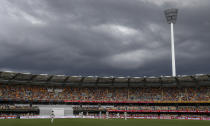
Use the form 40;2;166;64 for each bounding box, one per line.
0;119;209;126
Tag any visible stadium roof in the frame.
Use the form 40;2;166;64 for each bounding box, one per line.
0;71;210;87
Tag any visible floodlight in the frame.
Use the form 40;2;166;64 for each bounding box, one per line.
164;8;178;24
164;8;178;77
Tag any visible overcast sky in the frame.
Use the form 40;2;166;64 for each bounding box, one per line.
0;0;210;77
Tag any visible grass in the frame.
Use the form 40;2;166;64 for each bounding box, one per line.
0;118;209;126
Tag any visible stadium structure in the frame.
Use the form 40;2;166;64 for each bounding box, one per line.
0;71;209;120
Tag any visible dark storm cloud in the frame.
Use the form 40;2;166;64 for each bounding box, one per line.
0;0;210;77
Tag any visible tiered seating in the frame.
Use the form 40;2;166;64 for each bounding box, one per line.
0;85;209;102
0;104;39;117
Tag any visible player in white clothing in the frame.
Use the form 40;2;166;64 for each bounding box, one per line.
51;110;55;124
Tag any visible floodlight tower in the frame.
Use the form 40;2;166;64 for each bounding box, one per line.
164;8;178;77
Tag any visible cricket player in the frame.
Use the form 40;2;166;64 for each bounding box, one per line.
51;110;55;124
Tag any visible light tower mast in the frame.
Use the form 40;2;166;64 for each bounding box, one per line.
164;8;178;77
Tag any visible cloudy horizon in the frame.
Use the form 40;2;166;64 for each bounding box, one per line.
0;0;210;77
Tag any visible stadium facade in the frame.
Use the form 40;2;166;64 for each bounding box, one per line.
0;71;210;120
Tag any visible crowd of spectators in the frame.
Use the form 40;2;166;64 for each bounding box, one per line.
73;107;105;111
0;113;37;118
75;113;209;119
0;104;39;118
0;85;209;102
73;106;210;112
0;104;38;110
108;106;210;111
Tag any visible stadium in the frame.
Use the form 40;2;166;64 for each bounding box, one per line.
0;71;210;125
1;0;210;126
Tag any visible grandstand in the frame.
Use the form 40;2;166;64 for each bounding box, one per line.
0;71;209;120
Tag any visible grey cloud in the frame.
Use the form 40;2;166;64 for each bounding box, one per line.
0;0;210;77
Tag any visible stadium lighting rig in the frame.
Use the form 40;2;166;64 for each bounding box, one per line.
164;8;178;77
